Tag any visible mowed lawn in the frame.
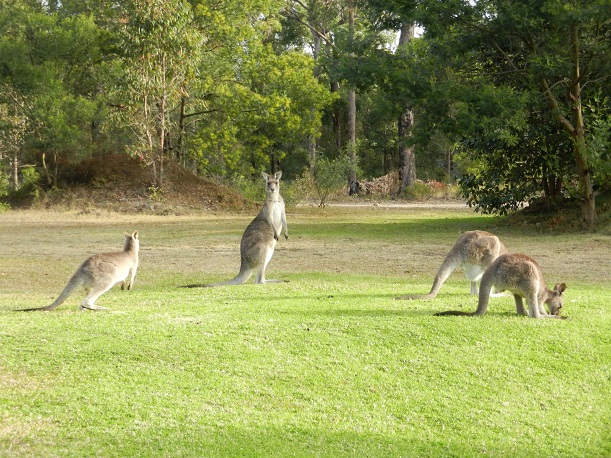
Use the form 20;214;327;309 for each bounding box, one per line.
1;205;610;457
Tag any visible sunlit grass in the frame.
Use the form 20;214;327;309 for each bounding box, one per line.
1;206;610;457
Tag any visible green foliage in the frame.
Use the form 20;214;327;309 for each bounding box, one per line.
224;174;267;202
296;155;355;207
0;2;107;187
0;167;9;211
187;44;335;179
457;106;575;215
405;0;610;221
1;0;609;223
585;94;611;192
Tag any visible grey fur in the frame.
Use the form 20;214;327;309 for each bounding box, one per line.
396;230;508;300
19;231;139;311
183;171;288;287
435;253;567;319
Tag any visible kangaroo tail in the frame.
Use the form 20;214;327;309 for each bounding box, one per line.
397;255;461;301
18;272;83;312
434;310;476;316
181;266;253;288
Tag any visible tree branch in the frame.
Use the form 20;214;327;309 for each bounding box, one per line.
281;8;335;49
540;79;575;135
182;109;219;119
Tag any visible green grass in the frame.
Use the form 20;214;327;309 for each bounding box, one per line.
1;206;610;457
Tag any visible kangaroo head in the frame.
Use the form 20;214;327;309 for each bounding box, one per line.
123;230;140;251
262;171;282;195
545;282;567;315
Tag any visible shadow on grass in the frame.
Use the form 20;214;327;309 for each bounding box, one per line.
278;307;436;318
149;420;563;458
295;216;496;240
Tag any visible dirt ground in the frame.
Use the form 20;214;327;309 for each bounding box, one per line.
0;205;609;305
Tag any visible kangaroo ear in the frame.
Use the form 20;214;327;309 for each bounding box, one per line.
132;230;139;239
275;170;282;179
554;283;566;295
261;172;269;180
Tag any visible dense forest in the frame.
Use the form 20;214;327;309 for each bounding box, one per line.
0;0;609;227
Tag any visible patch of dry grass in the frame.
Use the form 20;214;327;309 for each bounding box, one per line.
0;204;608;305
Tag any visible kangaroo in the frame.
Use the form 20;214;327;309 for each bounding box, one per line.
19;231;140;311
183;171;288;287
395;230;508;300
435;253;567;319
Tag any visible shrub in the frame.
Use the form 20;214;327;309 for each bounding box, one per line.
402;179;461;200
296;156;354;207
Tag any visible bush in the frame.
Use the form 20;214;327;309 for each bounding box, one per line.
402;179;461;200
296;156;354;207
0;168;9;212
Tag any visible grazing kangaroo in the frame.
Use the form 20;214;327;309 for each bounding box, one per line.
20;231;140;311
395;230;508;300
435;253;567;319
183;171;288;287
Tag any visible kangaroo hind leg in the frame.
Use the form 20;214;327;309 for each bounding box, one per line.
464;263;485;296
256;244;284;284
513;294;528;316
79;281;114;311
524;292;542;318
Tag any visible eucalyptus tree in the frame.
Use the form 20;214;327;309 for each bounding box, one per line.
361;0;420;192
278;0;345;169
281;0;347;164
415;0;610;228
0;0;101;188
281;0;396;189
114;0;203;188
0;87;27;191
152;0;328;180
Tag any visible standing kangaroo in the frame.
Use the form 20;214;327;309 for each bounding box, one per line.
395;230;508;300
184;171;288;287
20;231;140;311
435;253;567;318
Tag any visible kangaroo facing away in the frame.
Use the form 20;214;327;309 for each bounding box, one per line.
435;253;567;319
19;231;140;311
395;230;508;300
183;171;288;287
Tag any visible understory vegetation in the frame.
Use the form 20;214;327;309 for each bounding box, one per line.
1;207;609;457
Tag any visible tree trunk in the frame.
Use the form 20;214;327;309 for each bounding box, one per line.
573;134;595;228
11;152;19;191
143;92;157;187
307;31;322;169
398;101;416;193
331;80;341;151
347;3;358;195
540;25;595;228
347;88;357;194
41;152;58;188
53;152;58;188
156;54;167;189
542;172;563;208
177;95;186;164
157;96;165;189
569;26;595;228
396;22;416;195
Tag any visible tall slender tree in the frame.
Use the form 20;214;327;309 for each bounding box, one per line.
396;21;416;193
117;0;202;188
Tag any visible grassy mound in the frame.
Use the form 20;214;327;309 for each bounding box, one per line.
6;154;255;215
